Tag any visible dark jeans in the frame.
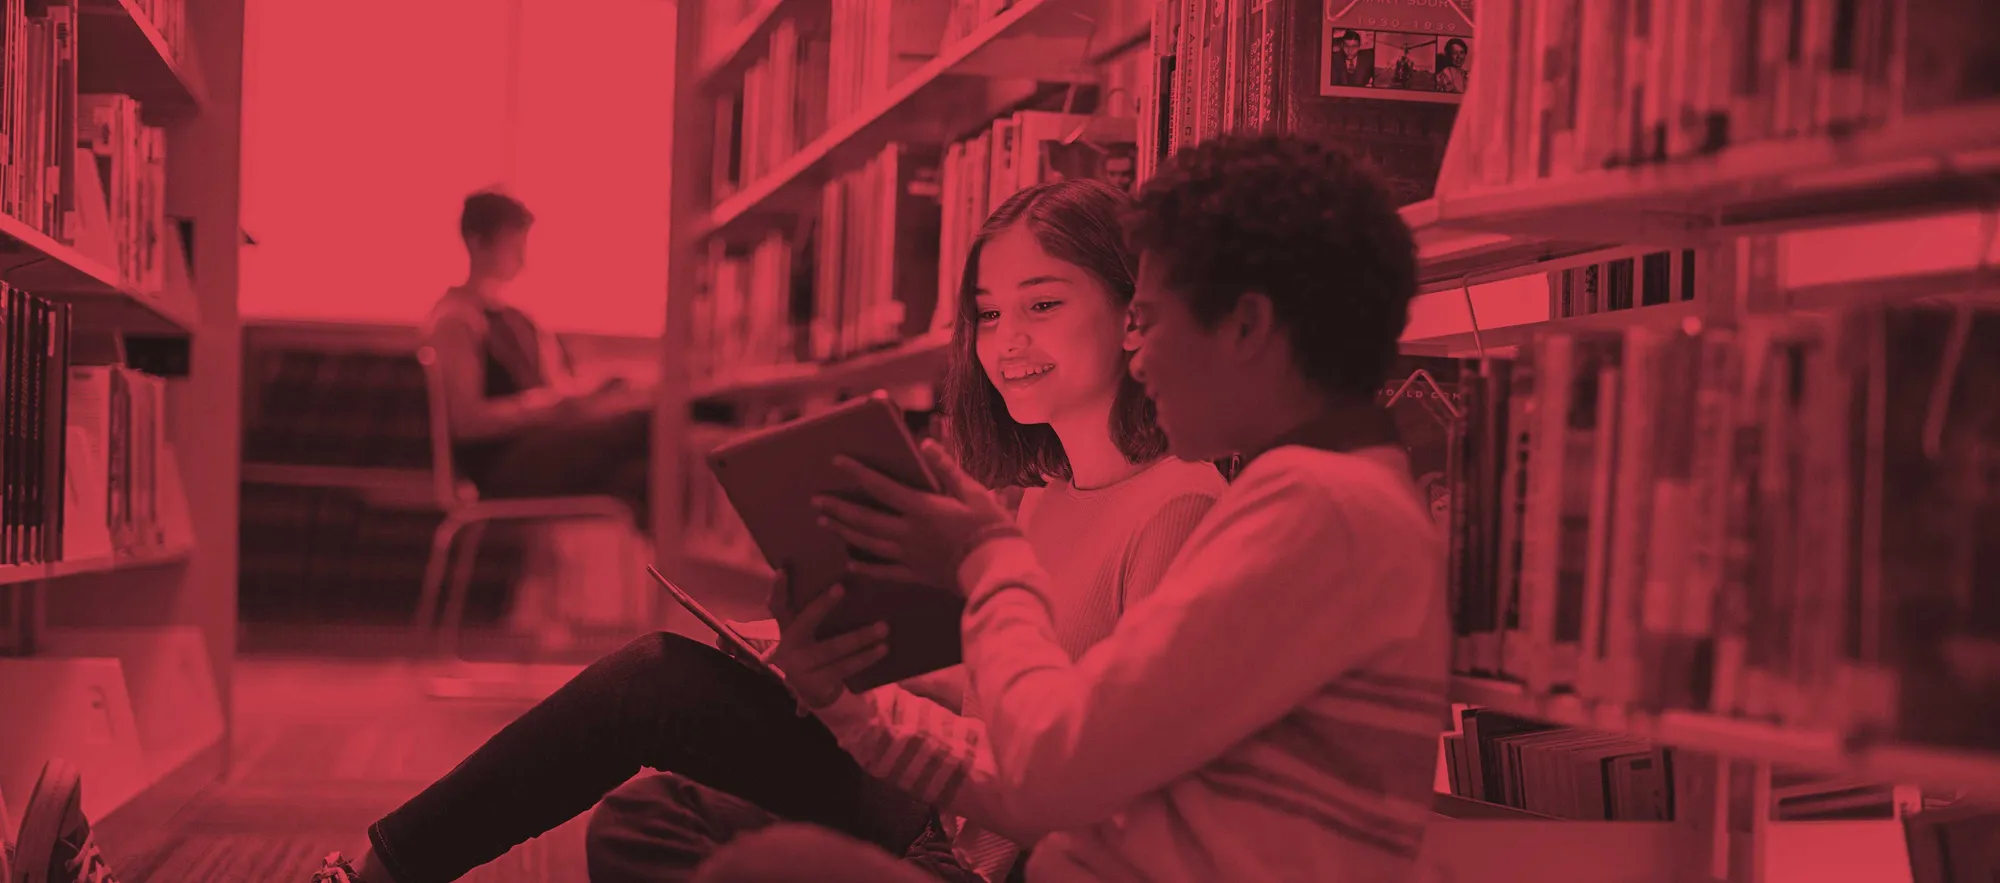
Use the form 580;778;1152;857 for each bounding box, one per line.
366;632;936;883
586;775;984;883
471;404;653;532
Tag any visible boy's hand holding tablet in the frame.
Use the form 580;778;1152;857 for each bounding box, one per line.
703;392;990;693
813;440;1019;595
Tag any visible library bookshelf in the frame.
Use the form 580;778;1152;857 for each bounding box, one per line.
657;2;2000;882
0;0;244;847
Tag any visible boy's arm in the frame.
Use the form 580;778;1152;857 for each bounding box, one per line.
957;462;1439;830
537;322;591;394
812;686;1043;843
426;317;571;439
896;666;968;713
811;494;1218;842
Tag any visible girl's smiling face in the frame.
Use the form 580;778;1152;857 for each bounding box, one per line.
973;222;1130;427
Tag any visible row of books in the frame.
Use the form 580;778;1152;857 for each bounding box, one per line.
1149;0;1468;206
1;286;71;565
78;94;168;294
690;105;1141;382
1443;707;1909;821
129;0;188;61
3;1;77;240
1546;250;1698;319
67;361;182;562
810;142;942;361
1431;302;2000;755
697;0;1017;70
1;0;176;293
711;11;828;200
1443;0;2000;192
937;110;1139;335
704;0;1026;204
0;283;180;567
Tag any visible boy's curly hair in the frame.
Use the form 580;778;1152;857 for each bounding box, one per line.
1127;135;1419;400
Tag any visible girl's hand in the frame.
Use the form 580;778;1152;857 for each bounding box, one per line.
811;440;1017;595
765;582;890;710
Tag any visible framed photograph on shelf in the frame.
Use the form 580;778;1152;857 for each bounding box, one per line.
1320;0;1475;105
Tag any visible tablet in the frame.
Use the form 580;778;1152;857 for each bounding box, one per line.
646;565;782;683
705;391;965;693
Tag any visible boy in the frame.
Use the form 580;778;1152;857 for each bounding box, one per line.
424;190;653;528
715;134;1451;882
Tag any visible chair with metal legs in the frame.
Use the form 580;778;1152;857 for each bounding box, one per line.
408;345;637;695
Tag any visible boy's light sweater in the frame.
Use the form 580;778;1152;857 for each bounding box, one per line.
962;444;1452;882
812;459;1224;876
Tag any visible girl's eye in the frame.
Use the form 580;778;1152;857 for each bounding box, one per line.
976;309;1000;323
1030;300;1062;312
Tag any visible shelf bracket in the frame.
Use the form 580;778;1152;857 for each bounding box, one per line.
0;248;55;279
126;334;192;379
0;582;46;657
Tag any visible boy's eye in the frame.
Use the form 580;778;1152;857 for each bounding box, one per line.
1030;300;1062;312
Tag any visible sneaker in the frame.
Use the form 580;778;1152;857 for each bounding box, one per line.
309;853;363;883
13;759;119;883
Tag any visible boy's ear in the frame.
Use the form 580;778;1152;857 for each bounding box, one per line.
1228;290;1279;354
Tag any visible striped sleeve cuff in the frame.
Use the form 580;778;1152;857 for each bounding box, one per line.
810;688;981;806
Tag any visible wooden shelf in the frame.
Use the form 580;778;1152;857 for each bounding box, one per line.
0;543;192;587
1089;14;1151;63
1399;258;2000;360
12;0;243;849
0;213;197;335
49;543;195;579
1451;676;2000;796
1783;266;2000;312
1423;101;2000;247
1432;792;1559;821
694;0;798;84
1405;200;1662;294
695;0;1099;243
1400;299;1703;358
77;0;205;124
692;329;951;403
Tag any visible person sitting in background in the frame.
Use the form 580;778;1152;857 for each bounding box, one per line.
305;178;1224;883
690;133;1453;883
424;189;654;530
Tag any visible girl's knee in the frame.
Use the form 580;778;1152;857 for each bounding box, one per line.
605;630;723;675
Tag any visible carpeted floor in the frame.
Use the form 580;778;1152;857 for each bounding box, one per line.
112;656;598;883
